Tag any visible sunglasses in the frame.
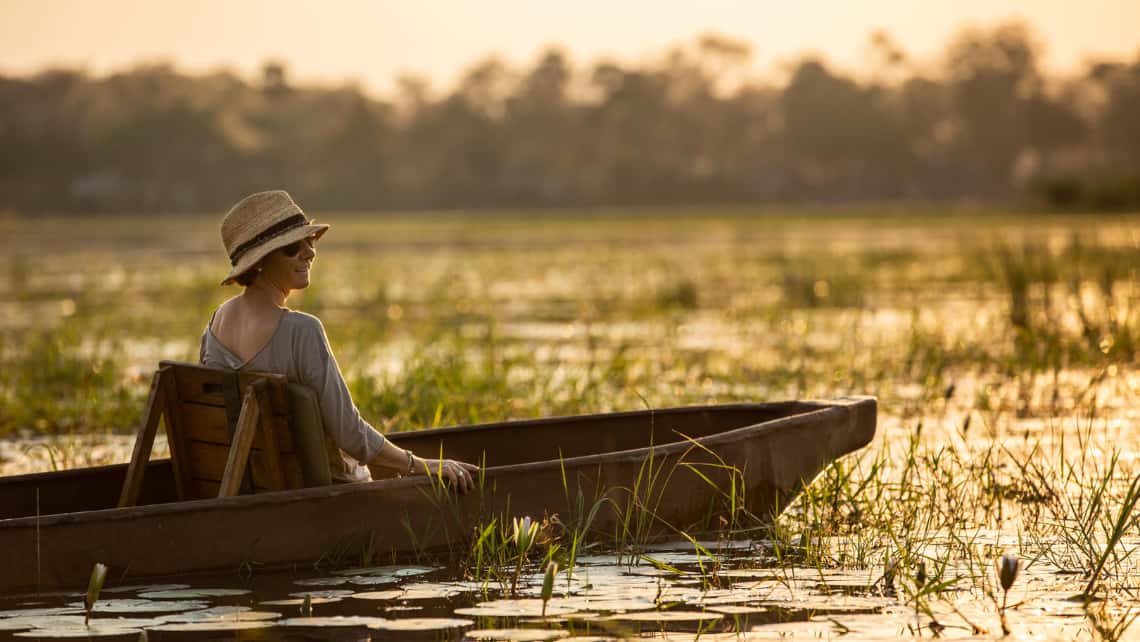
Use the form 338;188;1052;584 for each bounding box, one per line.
280;237;316;257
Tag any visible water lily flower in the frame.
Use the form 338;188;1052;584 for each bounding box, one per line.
883;554;898;590
512;516;538;553
998;554;1020;592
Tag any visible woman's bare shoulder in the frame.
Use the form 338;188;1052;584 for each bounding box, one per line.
209;296;243;331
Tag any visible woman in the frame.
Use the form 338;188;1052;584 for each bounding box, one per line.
199;190;478;491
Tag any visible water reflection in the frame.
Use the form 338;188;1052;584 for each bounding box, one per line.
1;538;1133;640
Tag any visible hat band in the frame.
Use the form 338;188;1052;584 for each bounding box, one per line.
229;214;309;265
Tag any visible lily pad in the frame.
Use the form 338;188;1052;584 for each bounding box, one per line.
369;617;474;631
558;613;605;622
287;589;356;599
0;616;86;632
604;610;724;622
397;581;469;598
687;587;760;606
455;599;579;618
101;583;189;594
156;607;280;623
345;575;399;586
148;621;276;632
279;616;389;627
81;618;164;628
640;539;754;553
293;576;348;587
65;599;209;613
13;626;143;638
349;590;405;601
560;597;657;612
717;569;775;579
707;604;768;615
356;585;465;601
3;618;160;635
465;629;570;641
259;596;342;606
331;564;438;578
0;607;84;619
138;588;250;599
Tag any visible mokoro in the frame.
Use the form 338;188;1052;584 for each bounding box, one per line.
0;398;875;594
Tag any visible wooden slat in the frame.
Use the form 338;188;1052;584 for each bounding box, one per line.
191;478;220;499
160;368;193;501
117;369;167;507
164;361;288;413
179;401;295;452
186;441;304;487
253;383;287;491
218;386;261;498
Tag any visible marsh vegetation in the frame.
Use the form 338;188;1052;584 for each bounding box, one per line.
1;208;1138;640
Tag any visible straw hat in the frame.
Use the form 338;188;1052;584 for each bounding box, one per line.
219;190;329;285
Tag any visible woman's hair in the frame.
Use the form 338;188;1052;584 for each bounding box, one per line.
232;267;259;287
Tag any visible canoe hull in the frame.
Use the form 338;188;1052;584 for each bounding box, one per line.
0;398;875;594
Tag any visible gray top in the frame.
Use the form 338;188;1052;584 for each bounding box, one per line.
199;309;386;470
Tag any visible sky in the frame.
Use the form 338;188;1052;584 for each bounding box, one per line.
2;0;1138;97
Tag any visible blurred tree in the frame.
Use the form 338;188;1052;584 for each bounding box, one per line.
501;49;576;203
1092;58;1140;172
584;62;673;202
0;70;93;211
309;90;393;209
866;29;910;86
695;33;753;95
943;21;1043;195
262;61;290;96
781;59;909;198
0;23;1134;212
456;58;514;119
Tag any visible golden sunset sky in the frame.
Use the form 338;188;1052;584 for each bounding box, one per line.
2;0;1137;95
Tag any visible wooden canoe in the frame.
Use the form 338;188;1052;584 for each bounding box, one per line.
0;398;875;594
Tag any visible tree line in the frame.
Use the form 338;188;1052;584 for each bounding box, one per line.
3;21;1139;214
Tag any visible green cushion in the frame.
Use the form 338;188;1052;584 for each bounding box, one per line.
285;383;333;487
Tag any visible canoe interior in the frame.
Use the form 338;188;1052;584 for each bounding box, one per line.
0;401;819;521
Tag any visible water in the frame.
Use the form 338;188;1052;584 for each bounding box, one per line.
2;535;1137;640
3;212;1139;639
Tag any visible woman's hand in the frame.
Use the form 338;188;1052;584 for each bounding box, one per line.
417;457;480;494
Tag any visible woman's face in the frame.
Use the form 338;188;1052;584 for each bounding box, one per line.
259;236;317;291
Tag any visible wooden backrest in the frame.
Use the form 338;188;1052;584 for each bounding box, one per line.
119;361;332;507
285;383;334;488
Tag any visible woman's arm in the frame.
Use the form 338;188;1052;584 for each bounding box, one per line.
296;314;479;491
368;441;479;494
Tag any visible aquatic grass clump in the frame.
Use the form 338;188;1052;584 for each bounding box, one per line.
464;511;564;598
0;325;141;437
991;239;1139;373
1080;472;1140;600
775;253;869;309
555;454;608;588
